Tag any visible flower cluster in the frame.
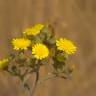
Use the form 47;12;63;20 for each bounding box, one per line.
0;23;77;96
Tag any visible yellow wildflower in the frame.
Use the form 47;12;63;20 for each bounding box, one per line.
56;38;77;55
32;43;49;60
12;38;31;50
23;24;44;36
0;59;9;69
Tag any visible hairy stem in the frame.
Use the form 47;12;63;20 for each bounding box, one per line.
31;71;39;96
21;71;39;96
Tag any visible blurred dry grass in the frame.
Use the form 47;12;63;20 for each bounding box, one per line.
0;0;96;96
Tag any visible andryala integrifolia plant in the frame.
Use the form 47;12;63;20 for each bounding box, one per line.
0;24;77;96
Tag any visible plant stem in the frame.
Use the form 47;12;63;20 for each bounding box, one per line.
21;70;39;96
38;74;56;85
31;71;39;96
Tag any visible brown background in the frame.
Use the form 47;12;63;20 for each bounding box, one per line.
0;0;96;96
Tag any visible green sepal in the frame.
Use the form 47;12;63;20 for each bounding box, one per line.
15;52;26;64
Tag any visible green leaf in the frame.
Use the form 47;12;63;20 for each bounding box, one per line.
41;26;50;34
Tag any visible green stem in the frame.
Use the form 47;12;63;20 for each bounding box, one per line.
38;74;56;85
22;71;39;96
31;71;39;96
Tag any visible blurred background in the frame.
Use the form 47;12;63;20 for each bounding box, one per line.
0;0;96;96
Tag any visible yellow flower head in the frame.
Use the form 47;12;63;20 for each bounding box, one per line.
56;38;77;55
12;38;31;50
32;43;49;60
23;24;44;36
0;59;9;69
